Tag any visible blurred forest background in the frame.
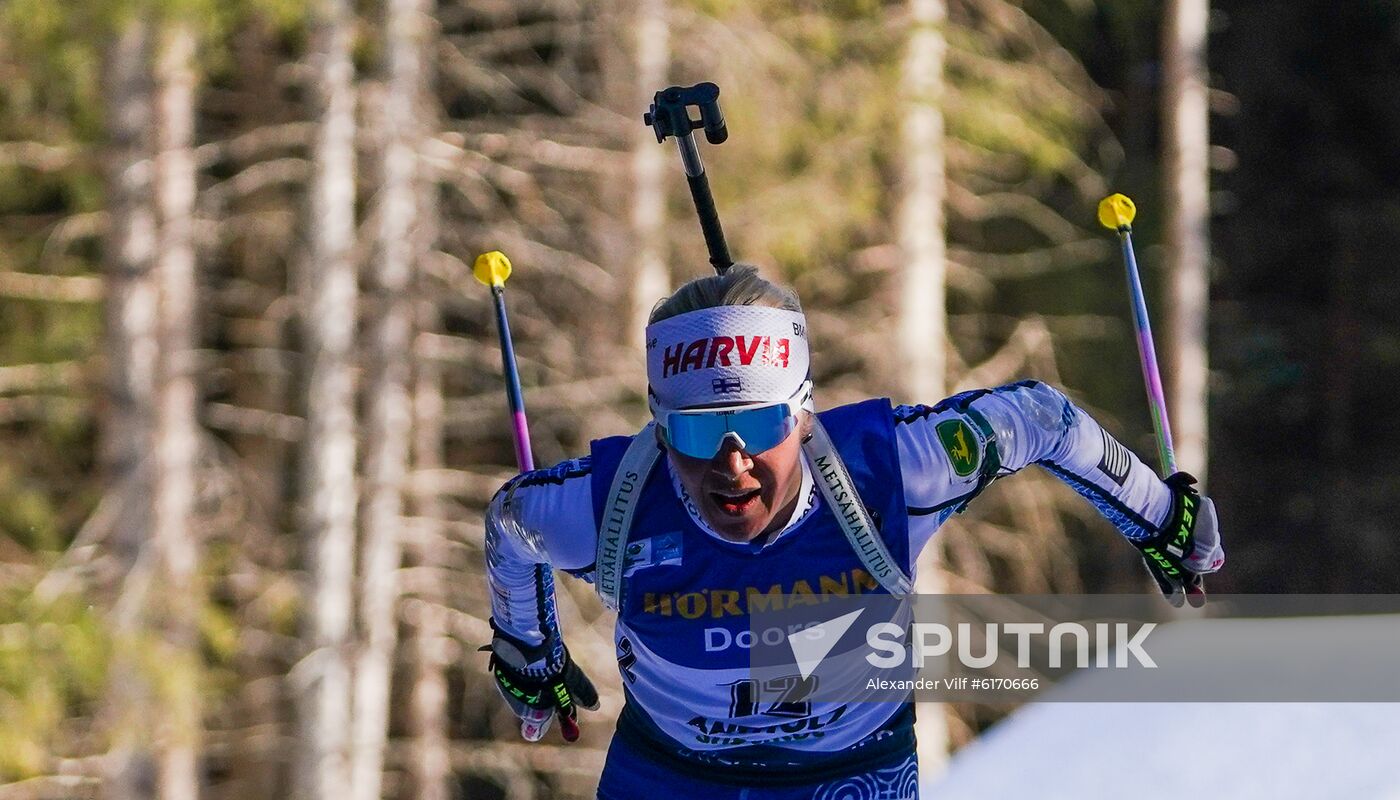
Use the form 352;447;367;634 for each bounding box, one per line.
1;0;1397;798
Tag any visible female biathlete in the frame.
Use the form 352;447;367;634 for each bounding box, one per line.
484;264;1224;799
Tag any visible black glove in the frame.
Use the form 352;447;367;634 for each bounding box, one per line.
483;625;599;743
1132;472;1220;608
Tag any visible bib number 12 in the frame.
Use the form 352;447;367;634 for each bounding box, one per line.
726;675;816;719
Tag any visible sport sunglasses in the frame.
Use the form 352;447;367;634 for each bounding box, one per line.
657;398;804;460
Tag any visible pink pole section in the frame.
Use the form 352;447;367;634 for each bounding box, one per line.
510;411;534;472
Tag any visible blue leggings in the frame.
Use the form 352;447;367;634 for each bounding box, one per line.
595;735;919;800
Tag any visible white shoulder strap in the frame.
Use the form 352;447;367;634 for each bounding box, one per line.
594;423;661;611
803;418;914;595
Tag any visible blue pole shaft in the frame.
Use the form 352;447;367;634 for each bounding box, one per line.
1118;228;1177;475
491;284;534;472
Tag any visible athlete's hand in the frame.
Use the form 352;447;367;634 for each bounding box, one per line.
1132;472;1225;608
483;627;599;743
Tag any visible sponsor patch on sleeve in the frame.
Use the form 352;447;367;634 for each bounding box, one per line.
935;418;981;478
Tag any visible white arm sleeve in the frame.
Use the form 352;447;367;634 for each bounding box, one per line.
484;457;599;650
897;381;1174;558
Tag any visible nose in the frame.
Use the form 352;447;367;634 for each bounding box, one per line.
710;439;754;479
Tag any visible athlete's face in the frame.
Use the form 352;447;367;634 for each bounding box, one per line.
665;414;808;543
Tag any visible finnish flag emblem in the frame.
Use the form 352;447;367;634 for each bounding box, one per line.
712;376;743;394
622;531;683;577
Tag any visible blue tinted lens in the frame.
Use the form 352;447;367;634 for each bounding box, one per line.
728;406;798;455
662;404;797;459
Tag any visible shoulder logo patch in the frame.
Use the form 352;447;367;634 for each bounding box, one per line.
936;419;980;477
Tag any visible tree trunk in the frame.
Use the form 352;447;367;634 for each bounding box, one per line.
1321;211;1360;593
101;17;159;566
101;17;160;800
629;0;669;347
405;70;449;800
406;305;450;800
152;22;203;800
351;0;429;795
296;0;359;796
898;0;951;778
1162;0;1211;481
899;0;948;407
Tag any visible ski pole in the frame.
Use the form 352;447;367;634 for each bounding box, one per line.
1099;196;1209;607
476;251;591;741
643;82;733;275
474;250;534;472
1098;194;1177;476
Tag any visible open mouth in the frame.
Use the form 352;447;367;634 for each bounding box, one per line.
710;487;761;516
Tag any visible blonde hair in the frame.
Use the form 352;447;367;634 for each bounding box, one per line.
648;263;801;324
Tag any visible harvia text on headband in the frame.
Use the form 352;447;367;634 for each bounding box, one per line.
645;306;810;412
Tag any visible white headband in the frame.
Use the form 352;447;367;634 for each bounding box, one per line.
646;306;811;413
